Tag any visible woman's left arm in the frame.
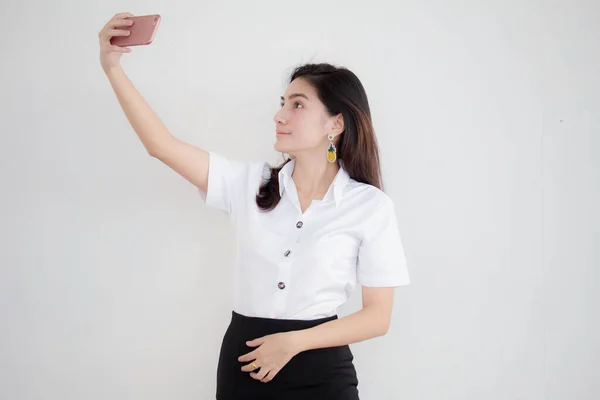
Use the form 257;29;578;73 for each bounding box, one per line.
239;287;395;383
294;286;394;352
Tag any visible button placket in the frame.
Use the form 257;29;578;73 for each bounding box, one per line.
275;216;303;307
295;217;304;243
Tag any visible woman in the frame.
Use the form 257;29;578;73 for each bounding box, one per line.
99;12;410;400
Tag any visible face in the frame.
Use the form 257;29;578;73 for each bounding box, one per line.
273;77;343;157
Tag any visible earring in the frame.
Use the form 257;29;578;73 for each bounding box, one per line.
327;133;337;163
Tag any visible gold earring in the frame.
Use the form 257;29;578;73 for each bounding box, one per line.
327;133;337;163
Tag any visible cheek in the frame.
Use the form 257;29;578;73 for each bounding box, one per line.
294;114;323;136
295;131;324;149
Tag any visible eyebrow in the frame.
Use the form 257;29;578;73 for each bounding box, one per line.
280;93;309;102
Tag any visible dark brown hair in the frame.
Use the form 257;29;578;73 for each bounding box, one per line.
256;62;383;211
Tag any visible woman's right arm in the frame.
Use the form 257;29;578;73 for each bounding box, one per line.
99;13;210;192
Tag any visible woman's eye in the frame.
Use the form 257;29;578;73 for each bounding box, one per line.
279;102;303;109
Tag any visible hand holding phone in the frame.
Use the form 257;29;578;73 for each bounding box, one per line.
110;14;161;47
98;13;161;71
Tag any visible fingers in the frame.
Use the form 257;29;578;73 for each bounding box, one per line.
238;350;258;363
110;18;134;29
240;358;278;383
99;26;131;42
250;369;268;381
107;28;131;37
99;21;133;40
251;367;276;382
246;337;265;347
241;361;259;372
110;45;131;53
261;370;277;383
114;12;134;19
98;13;134;41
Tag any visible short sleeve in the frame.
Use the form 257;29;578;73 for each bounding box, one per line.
357;195;411;287
198;151;265;217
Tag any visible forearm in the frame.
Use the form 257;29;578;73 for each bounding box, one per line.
294;307;390;352
104;65;173;154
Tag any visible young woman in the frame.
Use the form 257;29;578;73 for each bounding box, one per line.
99;12;410;400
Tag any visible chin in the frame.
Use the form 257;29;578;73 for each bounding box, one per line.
273;142;291;154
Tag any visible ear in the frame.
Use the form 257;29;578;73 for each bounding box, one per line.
330;113;345;137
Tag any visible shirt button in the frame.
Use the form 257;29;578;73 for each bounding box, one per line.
296;221;303;228
278;282;286;290
284;250;291;257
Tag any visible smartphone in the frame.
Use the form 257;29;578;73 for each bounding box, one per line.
110;14;161;47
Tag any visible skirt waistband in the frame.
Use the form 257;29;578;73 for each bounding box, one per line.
230;310;337;332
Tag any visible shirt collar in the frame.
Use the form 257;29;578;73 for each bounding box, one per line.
278;158;350;208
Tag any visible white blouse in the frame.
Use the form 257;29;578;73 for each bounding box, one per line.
199;152;410;320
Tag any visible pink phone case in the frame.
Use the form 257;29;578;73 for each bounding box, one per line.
110;14;161;47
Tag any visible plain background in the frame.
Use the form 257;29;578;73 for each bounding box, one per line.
1;0;598;399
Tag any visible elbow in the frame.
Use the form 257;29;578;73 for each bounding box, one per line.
376;311;392;337
147;146;166;159
147;145;160;158
372;316;391;337
146;136;173;158
364;308;392;337
378;322;390;337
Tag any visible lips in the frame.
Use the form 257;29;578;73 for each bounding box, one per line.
277;131;291;135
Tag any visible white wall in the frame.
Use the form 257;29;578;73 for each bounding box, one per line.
1;0;598;399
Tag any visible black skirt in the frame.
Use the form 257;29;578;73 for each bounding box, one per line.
216;311;360;400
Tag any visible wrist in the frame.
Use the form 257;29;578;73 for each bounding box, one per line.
102;64;123;77
289;329;311;354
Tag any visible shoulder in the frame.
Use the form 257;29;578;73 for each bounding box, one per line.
344;178;395;212
213;152;271;181
204;151;273;201
240;158;279;196
342;179;400;242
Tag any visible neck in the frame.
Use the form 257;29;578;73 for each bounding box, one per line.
291;153;339;200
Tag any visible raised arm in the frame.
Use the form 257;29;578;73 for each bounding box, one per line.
99;12;210;191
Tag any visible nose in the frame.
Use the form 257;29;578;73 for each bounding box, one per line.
274;108;287;124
